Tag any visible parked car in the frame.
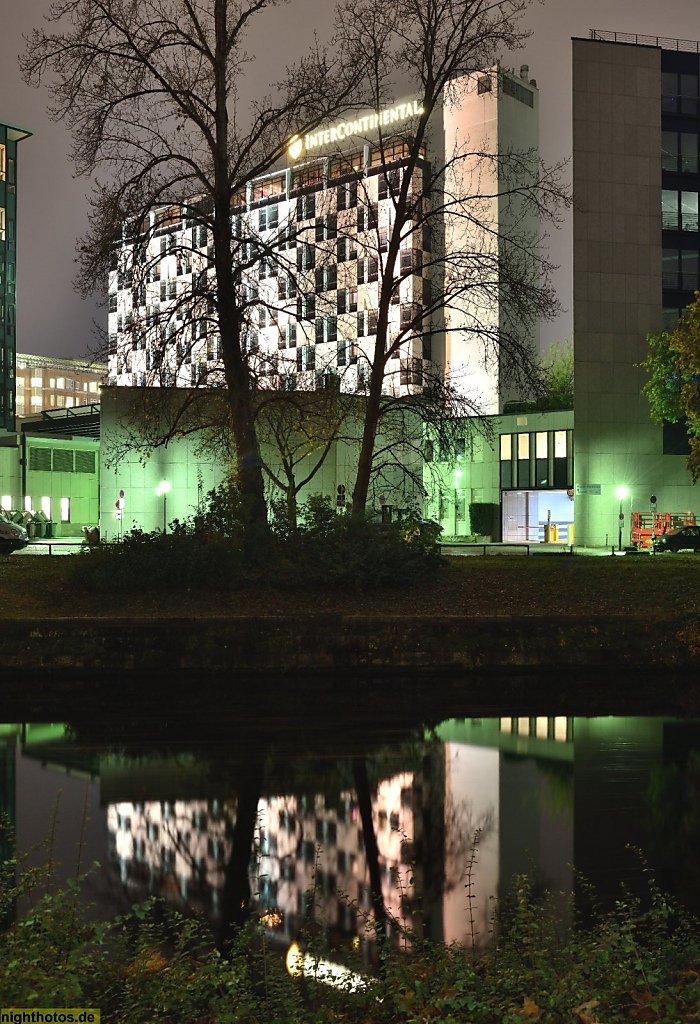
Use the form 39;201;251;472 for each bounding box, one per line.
653;525;700;553
0;513;29;554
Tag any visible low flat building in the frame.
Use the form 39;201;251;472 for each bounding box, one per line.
15;352;106;418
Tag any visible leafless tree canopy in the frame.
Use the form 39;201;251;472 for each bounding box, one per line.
22;0;367;537
22;0;570;528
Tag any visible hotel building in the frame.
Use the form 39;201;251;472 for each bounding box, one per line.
107;68;540;412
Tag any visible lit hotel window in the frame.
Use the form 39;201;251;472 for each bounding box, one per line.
24;496;32;512
1;496;12;511
41;497;51;520
60;497;70;522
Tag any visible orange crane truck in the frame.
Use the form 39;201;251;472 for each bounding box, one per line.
631;511;696;549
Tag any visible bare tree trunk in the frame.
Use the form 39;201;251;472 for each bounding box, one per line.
353;758;388;947
217;758;265;953
351;366;385;515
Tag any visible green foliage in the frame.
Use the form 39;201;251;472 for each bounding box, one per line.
641;329;686;425
540;339;574;408
641;295;700;480
468;502;498;537
70;488;443;593
285;496;443;588
1;840;700;1024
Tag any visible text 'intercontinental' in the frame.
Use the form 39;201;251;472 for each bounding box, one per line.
302;99;424;153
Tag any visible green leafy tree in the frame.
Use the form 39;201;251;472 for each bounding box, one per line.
641;295;700;479
541;339;573;408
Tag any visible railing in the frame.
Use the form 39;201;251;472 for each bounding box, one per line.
590;29;700;52
439;542;574;556
23;541;86;556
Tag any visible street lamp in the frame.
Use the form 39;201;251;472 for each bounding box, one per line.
615;486;629;552
155;480;171;533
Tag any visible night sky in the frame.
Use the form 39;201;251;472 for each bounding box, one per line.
2;0;699;359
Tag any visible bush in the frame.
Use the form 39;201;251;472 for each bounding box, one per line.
284;497;443;589
71;488;444;593
468;502;499;537
2;861;700;1023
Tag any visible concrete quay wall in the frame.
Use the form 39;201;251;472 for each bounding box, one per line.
0;614;696;676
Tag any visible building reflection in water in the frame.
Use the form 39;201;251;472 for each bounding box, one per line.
2;715;699;949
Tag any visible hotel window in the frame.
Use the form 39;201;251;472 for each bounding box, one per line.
662;130;699;174
297;243;315;270
378;169;400;201
297;294;315;321
336;179;358;210
682;192;699;232
315;214;337;242
662;190;699;231
292;165;323;193
336;236;357;263
251;175;285;202
337;287;358;314
370;138;419;165
517;432;530;487
662;72;699;114
1;496;11;511
295;192;316;221
0;208;5;240
0;144;4;180
536;431;548;486
24;496;32;512
258;204;279;231
357;203;379;232
60;498;71;522
553;430;567;487
663;248;699;290
41;496;51;520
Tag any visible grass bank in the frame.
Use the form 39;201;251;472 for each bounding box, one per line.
0;550;699;619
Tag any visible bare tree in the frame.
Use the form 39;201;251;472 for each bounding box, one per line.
21;0;365;544
323;0;570;515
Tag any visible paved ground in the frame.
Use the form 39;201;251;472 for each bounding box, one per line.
13;538;644;557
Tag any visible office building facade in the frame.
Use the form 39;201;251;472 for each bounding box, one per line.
572;31;699;547
0;120;32;433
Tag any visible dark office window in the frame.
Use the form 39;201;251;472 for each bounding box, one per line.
663;417;691;455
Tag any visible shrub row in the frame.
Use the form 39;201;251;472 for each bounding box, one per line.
71;486;443;592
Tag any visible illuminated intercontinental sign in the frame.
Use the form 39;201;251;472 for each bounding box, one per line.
288;98;424;160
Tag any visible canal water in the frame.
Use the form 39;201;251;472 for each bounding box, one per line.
1;684;698;953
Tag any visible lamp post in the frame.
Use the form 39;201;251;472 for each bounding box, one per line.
615;486;629;552
156;480;171;533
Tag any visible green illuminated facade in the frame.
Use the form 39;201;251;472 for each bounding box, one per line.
0;120;32;433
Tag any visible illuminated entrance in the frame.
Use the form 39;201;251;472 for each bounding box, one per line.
502;489;574;543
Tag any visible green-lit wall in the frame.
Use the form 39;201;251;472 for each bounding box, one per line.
24;437;100;536
424;409;573;538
